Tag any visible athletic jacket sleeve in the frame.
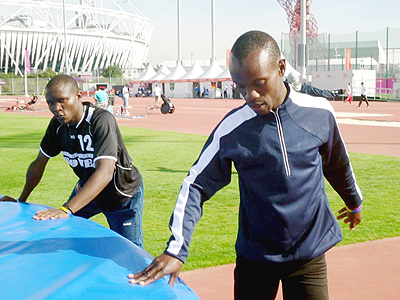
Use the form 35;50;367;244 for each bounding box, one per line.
164;133;232;262
165;105;255;262
301;84;337;100
319;111;363;209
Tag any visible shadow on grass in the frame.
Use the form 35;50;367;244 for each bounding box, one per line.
148;166;238;175
148;167;189;173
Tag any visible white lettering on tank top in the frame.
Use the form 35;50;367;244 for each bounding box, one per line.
62;144;95;169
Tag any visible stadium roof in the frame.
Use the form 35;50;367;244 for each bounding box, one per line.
0;0;154;74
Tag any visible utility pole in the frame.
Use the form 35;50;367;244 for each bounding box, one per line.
299;0;307;81
62;0;70;75
177;0;182;63
211;0;216;60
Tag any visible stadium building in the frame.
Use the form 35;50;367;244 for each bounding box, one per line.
0;0;153;76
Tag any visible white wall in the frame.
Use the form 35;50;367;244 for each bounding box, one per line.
165;82;192;98
200;82;214;98
352;70;376;97
160;80;233;98
312;70;352;91
312;70;376;97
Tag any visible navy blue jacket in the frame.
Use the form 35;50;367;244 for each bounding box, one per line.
300;83;338;100
166;84;363;263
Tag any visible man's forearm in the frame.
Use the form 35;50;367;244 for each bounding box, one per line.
66;160;115;213
19;160;46;202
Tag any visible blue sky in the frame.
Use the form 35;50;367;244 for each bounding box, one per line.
131;0;400;65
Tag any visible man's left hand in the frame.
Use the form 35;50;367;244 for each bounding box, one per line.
33;208;70;220
337;207;362;230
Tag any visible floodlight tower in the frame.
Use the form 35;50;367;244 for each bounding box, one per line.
211;0;216;60
62;0;69;75
177;0;182;63
299;0;306;80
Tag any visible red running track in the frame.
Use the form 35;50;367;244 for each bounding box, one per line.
1;95;399;300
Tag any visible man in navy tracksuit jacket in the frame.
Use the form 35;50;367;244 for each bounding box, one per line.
130;31;363;300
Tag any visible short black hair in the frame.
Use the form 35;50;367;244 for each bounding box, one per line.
46;75;79;94
231;30;281;64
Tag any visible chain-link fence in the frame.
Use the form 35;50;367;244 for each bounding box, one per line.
281;27;400;100
0;77;129;97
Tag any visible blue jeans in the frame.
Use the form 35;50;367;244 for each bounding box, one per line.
70;179;144;248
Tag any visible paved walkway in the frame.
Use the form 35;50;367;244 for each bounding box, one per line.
1;96;399;299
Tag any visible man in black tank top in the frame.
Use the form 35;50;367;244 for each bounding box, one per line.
1;75;144;248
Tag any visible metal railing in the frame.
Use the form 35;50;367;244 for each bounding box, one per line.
0;77;130;96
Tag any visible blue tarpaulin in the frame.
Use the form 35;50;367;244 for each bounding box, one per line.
0;202;199;300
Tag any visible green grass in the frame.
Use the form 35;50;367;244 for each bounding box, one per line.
0;113;399;271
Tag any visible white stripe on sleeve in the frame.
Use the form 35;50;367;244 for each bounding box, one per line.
167;105;256;255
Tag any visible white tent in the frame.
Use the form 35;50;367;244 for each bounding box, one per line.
136;64;156;81
173;61;204;98
196;58;223;80
146;64;171;95
131;64;156;96
162;61;187;98
215;68;233;98
148;64;171;82
163;61;186;81
215;67;231;81
178;61;204;81
196;58;223;98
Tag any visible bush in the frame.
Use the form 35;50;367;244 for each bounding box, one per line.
102;64;123;78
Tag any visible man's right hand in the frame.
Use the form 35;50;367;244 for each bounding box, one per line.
0;195;19;202
128;253;184;287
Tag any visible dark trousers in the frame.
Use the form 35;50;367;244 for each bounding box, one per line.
234;254;328;300
358;95;369;107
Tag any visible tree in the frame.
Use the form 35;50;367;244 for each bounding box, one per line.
34;68;57;78
102;64;123;78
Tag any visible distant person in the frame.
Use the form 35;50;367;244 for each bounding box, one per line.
358;82;370;108
195;85;200;98
286;72;339;100
1;75;144;248
93;86;109;108
129;30;363;300
344;83;353;104
231;82;237;98
26;95;39;110
153;84;162;107
108;88;115;106
223;84;228;98
122;84;130;107
201;87;209;98
136;85;143;97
